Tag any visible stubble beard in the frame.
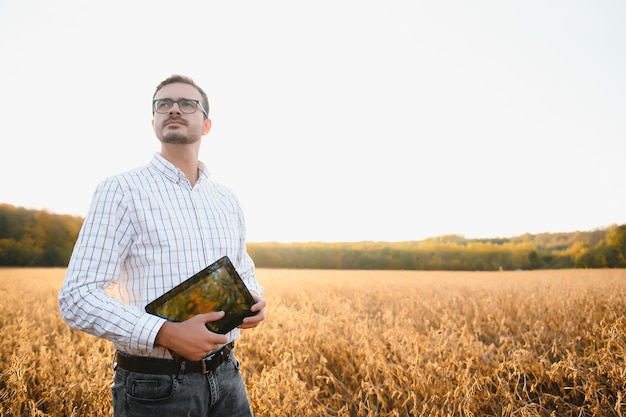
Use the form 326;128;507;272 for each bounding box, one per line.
160;131;199;144
158;118;200;144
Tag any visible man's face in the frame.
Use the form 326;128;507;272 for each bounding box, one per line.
152;83;211;145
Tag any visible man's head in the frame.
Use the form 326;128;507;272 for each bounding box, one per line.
153;74;209;119
152;75;211;145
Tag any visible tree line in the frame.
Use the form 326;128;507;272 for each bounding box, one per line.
1;203;624;269
0;204;83;266
247;225;626;270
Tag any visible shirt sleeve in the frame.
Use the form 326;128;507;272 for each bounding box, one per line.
58;177;166;351
233;192;264;296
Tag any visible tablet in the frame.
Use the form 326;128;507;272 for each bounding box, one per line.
145;256;257;334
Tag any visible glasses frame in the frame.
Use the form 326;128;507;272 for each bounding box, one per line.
153;98;208;118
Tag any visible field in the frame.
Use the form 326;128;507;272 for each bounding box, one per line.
1;268;625;417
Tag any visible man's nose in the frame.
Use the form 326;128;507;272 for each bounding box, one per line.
169;102;182;114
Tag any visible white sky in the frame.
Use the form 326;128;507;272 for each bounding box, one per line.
0;0;624;243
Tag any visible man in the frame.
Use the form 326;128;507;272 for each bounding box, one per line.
59;74;266;417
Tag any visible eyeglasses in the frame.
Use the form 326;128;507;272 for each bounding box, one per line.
153;98;208;118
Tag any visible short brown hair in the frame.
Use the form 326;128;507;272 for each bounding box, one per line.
153;74;210;118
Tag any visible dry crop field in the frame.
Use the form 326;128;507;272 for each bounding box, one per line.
1;268;625;417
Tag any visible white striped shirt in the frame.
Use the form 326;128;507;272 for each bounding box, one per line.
59;154;262;359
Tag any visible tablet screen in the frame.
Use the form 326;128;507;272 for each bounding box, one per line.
145;257;256;334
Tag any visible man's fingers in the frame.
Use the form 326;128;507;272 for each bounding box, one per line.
196;311;225;323
251;300;266;313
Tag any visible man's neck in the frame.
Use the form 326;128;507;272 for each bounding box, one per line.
160;144;201;185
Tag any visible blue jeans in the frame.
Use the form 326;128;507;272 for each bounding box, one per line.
111;352;253;417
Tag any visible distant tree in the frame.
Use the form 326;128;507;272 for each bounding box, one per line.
0;204;83;266
42;245;67;266
571;241;593;268
528;250;540;269
605;225;626;267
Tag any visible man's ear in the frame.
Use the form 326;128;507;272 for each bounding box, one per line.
203;118;212;135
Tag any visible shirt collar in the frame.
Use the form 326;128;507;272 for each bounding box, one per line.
150;153;210;185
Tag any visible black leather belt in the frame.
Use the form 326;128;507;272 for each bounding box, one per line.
115;342;234;375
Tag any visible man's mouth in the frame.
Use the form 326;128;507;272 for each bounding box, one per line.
164;117;188;127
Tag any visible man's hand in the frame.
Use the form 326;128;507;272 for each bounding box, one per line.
239;291;266;329
155;312;229;361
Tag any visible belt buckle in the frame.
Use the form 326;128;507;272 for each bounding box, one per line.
200;351;218;374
